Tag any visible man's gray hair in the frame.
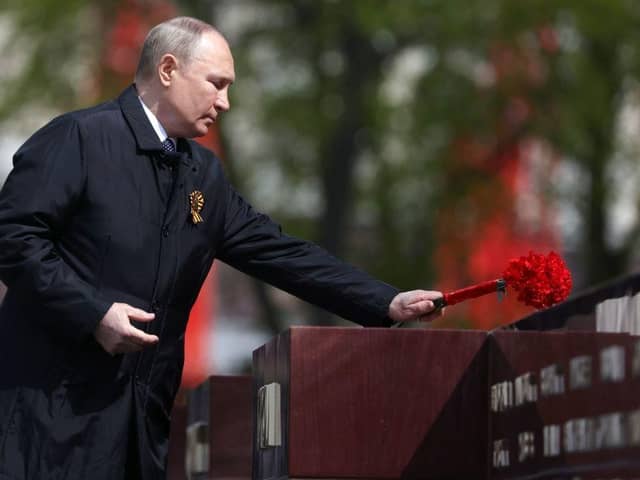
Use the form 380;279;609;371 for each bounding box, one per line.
135;17;217;82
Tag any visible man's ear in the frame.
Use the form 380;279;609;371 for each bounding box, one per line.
158;54;178;86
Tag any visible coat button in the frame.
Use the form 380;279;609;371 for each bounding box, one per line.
162;225;169;237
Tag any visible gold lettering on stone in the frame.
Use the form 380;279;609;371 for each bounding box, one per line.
569;355;592;390
601;345;625;383
628;409;640;446
543;424;561;457
540;364;565;397
491;381;514;412
493;439;510;469
518;431;535;462
564;418;595;453
594;412;625;449
515;372;538;406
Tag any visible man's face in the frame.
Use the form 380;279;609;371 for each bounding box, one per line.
161;32;235;138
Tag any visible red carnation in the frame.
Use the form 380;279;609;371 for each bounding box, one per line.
437;251;572;311
502;251;572;309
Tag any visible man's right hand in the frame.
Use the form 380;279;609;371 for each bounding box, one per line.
94;302;159;355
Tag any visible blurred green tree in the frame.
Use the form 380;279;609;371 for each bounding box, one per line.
3;0;640;330
214;0;640;328
1;0;114;118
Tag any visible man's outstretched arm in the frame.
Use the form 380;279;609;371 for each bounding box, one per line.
217;181;442;327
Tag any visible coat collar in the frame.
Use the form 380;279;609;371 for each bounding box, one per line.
118;84;165;152
118;84;195;167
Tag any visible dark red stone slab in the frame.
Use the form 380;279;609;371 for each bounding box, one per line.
209;375;253;479
253;326;489;479
489;330;640;480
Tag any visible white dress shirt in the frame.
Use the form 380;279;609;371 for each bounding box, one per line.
138;96;175;150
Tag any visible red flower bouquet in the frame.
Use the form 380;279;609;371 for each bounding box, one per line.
434;251;572;310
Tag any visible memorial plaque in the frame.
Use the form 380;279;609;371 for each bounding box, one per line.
253;326;489;479
490;330;640;479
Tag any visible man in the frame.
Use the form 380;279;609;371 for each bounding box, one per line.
0;17;442;479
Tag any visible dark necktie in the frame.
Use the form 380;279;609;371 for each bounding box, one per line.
160;138;179;173
158;139;177;202
162;138;176;153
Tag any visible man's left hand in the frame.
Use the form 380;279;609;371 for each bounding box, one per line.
388;290;444;323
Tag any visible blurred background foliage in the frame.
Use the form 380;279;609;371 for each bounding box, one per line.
2;0;640;332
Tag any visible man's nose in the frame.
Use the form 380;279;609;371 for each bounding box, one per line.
215;91;230;112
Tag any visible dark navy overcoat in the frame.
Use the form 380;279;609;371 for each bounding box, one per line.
0;85;398;479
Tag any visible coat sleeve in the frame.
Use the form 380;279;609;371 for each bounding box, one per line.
0;115;112;342
216;182;398;327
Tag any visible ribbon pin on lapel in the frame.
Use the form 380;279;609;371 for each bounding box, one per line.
189;190;205;224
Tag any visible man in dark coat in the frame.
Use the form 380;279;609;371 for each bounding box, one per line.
0;17;442;479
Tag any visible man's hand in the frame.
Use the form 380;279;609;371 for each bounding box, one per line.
94;302;159;355
388;290;444;324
